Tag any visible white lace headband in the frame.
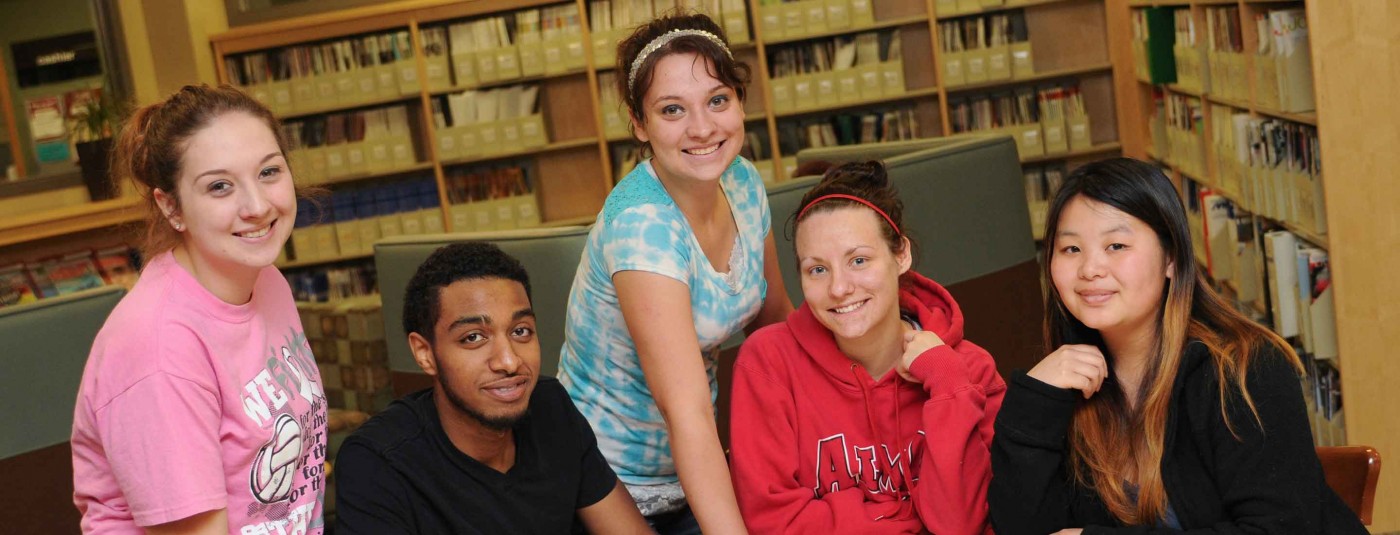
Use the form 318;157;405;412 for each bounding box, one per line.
626;29;734;92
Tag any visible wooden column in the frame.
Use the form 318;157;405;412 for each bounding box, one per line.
1308;2;1400;530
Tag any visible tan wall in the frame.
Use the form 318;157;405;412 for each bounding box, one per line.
1308;2;1400;531
118;0;228;104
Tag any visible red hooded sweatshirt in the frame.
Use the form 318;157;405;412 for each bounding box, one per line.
730;271;1006;534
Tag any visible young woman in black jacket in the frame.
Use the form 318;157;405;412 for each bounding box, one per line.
988;158;1366;534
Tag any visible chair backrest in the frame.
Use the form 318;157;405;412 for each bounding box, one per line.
374;226;593;388
1317;445;1382;525
771;133;1044;375
0;285;125;534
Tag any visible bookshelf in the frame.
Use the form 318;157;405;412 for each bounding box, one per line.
204;0;1128;271
1108;0;1400;526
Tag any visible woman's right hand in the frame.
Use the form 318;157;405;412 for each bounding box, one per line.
1026;344;1108;399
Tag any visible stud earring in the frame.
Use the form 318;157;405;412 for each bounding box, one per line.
173;222;183;231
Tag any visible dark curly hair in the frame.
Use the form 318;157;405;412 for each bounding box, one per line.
402;242;532;343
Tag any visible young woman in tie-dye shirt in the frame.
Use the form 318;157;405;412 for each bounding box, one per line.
557;12;792;535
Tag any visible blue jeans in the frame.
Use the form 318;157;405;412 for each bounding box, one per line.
647;504;702;535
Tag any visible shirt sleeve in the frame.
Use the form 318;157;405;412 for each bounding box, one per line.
602;204;692;284
96;371;227;527
333;441;416;535
564;387;619;508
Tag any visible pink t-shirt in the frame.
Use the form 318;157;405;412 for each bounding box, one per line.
72;252;327;534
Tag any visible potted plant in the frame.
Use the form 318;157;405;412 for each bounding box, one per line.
69;90;127;201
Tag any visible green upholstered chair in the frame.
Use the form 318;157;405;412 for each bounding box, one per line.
374;226;592;395
0;286;126;534
768;133;1044;375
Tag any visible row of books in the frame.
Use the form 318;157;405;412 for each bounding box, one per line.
288;265;378;304
228;30;422;115
1;247;140;308
429;4;588;90
430;85;550;160
776;106;922;155
288;179;445;263
755;0;874;42
443;164;543;233
281;105;418;183
1154;91;1206;178
938;11;1034;87
1022;162;1066;240
590;0;750;68
1185;184;1343;447
1209;109;1325;236
298;297;395;414
1252;8;1314;113
598;72;631;140
768;32;905;113
949;84;1092;159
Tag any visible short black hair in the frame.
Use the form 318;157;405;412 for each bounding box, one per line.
401;242;532;343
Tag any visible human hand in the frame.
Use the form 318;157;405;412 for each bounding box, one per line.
1026;344;1108;399
895;330;944;383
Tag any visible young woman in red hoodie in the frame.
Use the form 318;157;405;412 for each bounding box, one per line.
729;161;1005;534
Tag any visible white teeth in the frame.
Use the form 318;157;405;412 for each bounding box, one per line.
685;144;720;155
237;225;272;239
834;301;865;314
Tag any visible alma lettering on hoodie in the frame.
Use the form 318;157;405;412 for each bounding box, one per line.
730;272;1005;534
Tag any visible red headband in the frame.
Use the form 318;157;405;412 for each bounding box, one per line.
797;194;902;236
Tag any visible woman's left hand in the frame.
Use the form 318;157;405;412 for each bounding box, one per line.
896;330;945;383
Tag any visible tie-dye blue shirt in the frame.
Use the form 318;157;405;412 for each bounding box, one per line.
558;157;769;485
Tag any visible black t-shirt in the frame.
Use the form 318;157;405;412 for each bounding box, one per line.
334;378;618;534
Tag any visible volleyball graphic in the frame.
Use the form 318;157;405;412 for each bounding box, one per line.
250;413;303;503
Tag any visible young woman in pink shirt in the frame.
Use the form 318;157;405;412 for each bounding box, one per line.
71;85;327;534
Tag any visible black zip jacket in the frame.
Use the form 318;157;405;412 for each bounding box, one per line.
988;341;1366;534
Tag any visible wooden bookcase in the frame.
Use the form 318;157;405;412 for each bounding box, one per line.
206;0;1128;272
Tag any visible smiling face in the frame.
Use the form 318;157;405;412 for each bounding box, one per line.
412;277;540;431
159;111;295;278
1050;195;1173;343
633;52;745;186
796;207;912;345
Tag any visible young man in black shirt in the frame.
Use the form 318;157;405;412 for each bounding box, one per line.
334;242;653;534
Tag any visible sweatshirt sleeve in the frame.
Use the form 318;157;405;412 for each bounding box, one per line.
905;340;1005;535
730;337;924;534
1080;350;1363;535
987;371;1085;535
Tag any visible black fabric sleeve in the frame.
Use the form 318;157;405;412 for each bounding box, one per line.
562;386;619;509
333;440;416;535
1080;350;1366;534
988;371;1088;535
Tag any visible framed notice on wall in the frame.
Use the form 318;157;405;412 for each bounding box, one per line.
26;96;71;163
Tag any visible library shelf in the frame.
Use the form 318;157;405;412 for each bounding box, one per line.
439;138;598;168
0;196;144;249
945;63;1113;94
763;15;930;46
1253;105;1316;126
276;94;418;121
1019;141;1122;164
427;67;590;97
275;214;598;270
1204;92;1317;126
1204;93;1250;110
309;162;437;187
278;251;374;270
774;87;941;119
935;0;1099;21
1280;219;1328;250
1164;83;1202;97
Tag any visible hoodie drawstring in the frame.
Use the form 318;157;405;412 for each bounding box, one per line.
851;362;910;501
